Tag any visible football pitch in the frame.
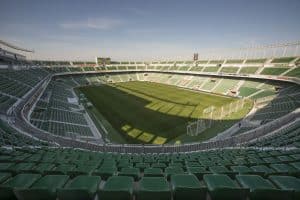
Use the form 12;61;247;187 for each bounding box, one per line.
79;81;253;144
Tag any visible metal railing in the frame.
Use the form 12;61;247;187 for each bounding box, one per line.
9;68;300;153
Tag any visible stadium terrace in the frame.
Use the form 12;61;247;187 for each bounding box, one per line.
0;39;299;200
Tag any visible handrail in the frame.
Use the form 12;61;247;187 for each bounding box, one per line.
9;68;300;153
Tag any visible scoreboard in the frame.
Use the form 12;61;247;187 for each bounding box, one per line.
96;57;111;65
193;53;198;61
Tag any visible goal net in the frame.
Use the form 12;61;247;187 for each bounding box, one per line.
187;98;245;136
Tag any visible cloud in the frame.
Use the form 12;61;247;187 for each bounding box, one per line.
60;18;123;30
124;7;150;16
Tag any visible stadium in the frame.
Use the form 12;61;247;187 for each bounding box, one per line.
0;0;300;200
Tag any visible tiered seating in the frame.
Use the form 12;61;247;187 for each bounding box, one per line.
271;57;296;63
260;67;289;75
201;79;220;91
83;67;95;71
225;59;243;64
251;90;276;99
115;66;125;70
0;68;49;109
245;59;267;64
0;120;49;147
285;68;300;78
0;94;17;113
202;66;220;73
137;65;146;70
42;121;93;137
220;67;239;74
49;66;70;73
213;79;239;94
239;67;259;74
248;121;300;147
178;66;190;71
0;74;31;97
197;60;208;64
127;66;136;70
0;147;300;200
189;66;204;72
68;67;83;72
251;97;298;122
169;66;180;71
2;68;48;87
238;87;260;97
30;80;93;138
48;109;87;125
209;60;224;64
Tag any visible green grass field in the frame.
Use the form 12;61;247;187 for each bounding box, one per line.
79;81;252;144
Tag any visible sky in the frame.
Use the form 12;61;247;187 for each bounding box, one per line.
0;0;300;61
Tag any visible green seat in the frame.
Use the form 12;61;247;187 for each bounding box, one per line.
290;162;300;170
203;174;248;200
26;163;56;174
269;176;300;200
187;167;211;179
144;168;164;177
209;166;237;178
165;167;184;180
67;165;96;178
0;156;12;162
152;163;167;170
117;162;133;170
7;163;36;175
57;175;101;200
14;175;69;200
250;165;276;176
171;174;206;200
99;176;134;200
137;177;171;200
0;173;41;200
231;165;262;175
270;164;299;176
92;167;117;180
0;163;14;172
118;167;140;181
45;164;76;175
236;175;291;200
0;173;11;183
135;163;150;172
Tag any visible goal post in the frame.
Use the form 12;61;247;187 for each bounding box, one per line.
186;98;246;136
186;119;207;136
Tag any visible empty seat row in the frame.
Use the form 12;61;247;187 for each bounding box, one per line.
1;172;300;200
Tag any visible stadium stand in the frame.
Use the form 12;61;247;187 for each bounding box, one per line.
0;119;49;147
0;53;300;199
29;78;94;138
0;147;299;199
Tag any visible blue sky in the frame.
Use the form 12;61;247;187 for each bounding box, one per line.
0;0;299;61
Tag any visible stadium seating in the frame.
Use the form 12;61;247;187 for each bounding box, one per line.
271;57;296;63
0;56;299;199
0;147;299;199
260;67;289;75
99;176;134;200
248;121;300;147
202;66;220;72
220;67;239;73
285;68;300;78
239;67;259;74
0;120;49;147
245;59;267;64
29;79;94;138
